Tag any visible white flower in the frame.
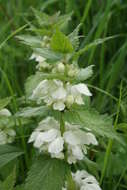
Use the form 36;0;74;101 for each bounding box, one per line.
30;79;67;111
37;116;60;131
30;77;92;110
63;123;98;164
62;170;101;190
0;108;11;116
0;128;16;145
33;129;60;148
48;137;64;154
28;117;64;159
72;170;101;190
0;130;7;144
71;83;92;97
28;117;98;163
65;82;92;106
30;53;46;63
30;53;51;70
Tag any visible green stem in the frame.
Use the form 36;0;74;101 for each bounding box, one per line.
60;112;65;135
60;112;68;162
100;81;123;185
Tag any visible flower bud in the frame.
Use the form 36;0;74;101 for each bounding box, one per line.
66;95;74;107
57;62;65;73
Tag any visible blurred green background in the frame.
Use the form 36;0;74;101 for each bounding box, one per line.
0;0;127;115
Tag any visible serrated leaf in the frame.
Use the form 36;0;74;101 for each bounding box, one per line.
25;155;69;190
77;65;94;81
25;73;44;97
63;107;121;142
31;8;50;27
0;145;24;168
51;30;74;53
2;167;16;190
69;24;82;50
41;0;59;11
16;106;48;118
54;12;72;29
16;35;42;48
73;35;120;59
33;47;62;61
0;97;11;110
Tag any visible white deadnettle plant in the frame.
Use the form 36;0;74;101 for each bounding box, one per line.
25;29;102;189
16;12;105;190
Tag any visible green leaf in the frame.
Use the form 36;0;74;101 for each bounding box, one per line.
76;65;94;81
0;145;24;168
31;8;52;27
16;106;48;118
63;107;121;141
41;0;59;11
33;47;62;61
25;73;44;97
68;24;82;50
51;30;74;53
0;97;11;110
2;167;16;190
16;35;42;48
54;12;72;29
25;155;69;190
73;35;120;59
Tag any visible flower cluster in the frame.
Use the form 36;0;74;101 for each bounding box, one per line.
28;117;98;164
63;170;101;190
30;52;92;111
0;108;16;145
30;79;92;111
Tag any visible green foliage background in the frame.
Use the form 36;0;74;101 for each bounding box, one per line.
0;0;127;190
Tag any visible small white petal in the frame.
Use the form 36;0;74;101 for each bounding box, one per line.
82;176;98;185
73;84;92;96
0;109;11;116
75;95;84;105
38;117;60;131
34;129;59;148
6;129;16;137
48;137;64;154
86;133;98;145
28;131;40;143
81;183;101;190
0;131;7;144
63;131;81;145
72;145;84;160
52;87;67;100
51;152;64;159
53;102;65;111
30;53;46;63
